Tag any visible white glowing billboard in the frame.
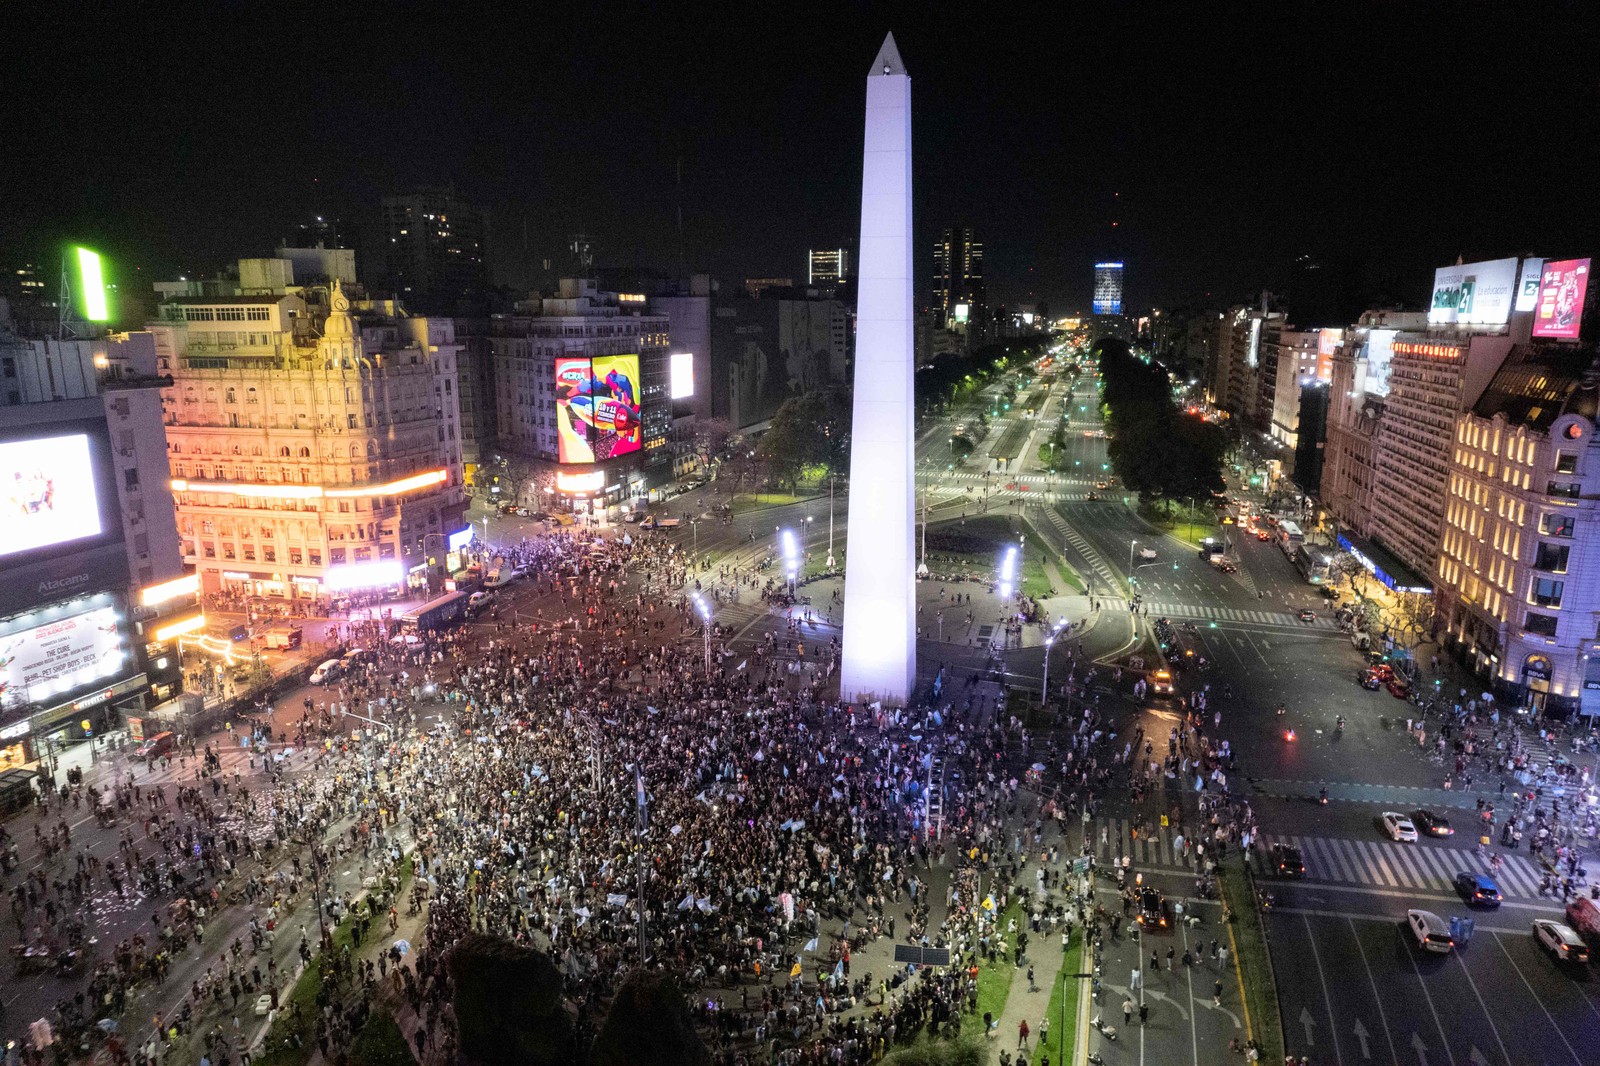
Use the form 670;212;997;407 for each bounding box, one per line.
1427;257;1518;326
325;560;404;590
0;433;104;559
1;605;127;710
670;352;695;399
1515;258;1544;313
1362;329;1399;398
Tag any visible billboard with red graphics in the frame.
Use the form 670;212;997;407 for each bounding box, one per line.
1532;259;1590;340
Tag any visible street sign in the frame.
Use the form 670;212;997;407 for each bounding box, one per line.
1072;856;1092;874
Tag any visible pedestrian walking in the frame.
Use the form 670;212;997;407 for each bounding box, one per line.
1018;1019;1031;1050
1139;1002;1149;1025
1123;998;1134;1026
1027;965;1037;992
1213;979;1223;1008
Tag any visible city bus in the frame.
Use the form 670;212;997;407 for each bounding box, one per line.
399;591;469;633
1276;520;1305;554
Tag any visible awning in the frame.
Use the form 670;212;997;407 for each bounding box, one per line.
1337;533;1432;594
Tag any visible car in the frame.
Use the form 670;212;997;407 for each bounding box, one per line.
1386;677;1411;700
623;511;643;523
1136;887;1172;931
341;647;375;668
1138;548;1158;560
467;591;494;613
1095;480;1111;490
309;659;343;685
1533;919;1590;963
1412;810;1453;838
1381;812;1418;842
1085;492;1100;501
1453;872;1502;907
1406;909;1455;954
1268;843;1305;879
1255;530;1271;541
1149;668;1175;696
1297;609;1317;622
1358;671;1384;690
1214;559;1239;573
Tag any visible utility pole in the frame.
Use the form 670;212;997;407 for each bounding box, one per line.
826;474;836;570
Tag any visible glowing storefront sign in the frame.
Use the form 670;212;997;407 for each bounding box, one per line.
324;560;404;590
556;470;606;494
170;469;448;501
153;612;206;642
140;573;200;607
447;527;474;551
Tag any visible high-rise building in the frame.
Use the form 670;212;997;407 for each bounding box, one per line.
1093;261;1124;316
1256;325;1321;444
932;227;984;329
1436;344;1600;714
155;269;467;602
0;304;189;765
491;279;673;512
808;249;849;285
379;186;489;314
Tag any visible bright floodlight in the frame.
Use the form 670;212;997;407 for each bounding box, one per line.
692;593;712;622
997;545;1017;599
76;246;110;322
781;528;800;580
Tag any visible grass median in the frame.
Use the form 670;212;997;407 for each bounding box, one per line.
1219;858;1285;1064
1033;936;1083;1066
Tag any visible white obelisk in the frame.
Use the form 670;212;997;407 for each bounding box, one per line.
841;33;916;705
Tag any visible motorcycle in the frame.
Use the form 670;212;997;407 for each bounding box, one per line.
1091;1015;1118;1041
1318;788;1328;806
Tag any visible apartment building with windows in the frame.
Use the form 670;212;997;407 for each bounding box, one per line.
1437;344;1600;714
156;277;466;600
492;279;671;512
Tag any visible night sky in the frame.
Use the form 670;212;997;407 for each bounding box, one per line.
4;1;1596;319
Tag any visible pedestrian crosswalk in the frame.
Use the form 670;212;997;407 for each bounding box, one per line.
1138;600;1336;631
1258;832;1551;900
1068;816;1208;874
1036;507;1121;592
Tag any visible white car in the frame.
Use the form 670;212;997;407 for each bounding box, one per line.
1381;812;1418;842
1532;919;1590;964
309;659;343;685
1138;548;1158;560
1406;909;1454;954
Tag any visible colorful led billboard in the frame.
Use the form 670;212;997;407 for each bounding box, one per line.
555;355;642;463
1427;257;1518;326
1533;258;1590;340
0;434;105;559
1;605;127;711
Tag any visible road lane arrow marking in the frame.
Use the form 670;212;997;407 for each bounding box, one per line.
1411;1032;1429;1066
1468;1049;1489;1066
1353;1019;1371;1059
1300;1006;1317;1045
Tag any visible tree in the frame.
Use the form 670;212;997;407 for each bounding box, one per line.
756;386;852;488
589;971;710;1066
691;417;736;470
950;434;976;462
448;935;576;1066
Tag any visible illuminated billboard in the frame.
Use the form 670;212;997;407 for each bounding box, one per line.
1515;258;1544;313
0;433;105;559
1427;257;1517;326
1362;329;1398;397
75;247;111;323
1;605;127;711
670;352;695;399
1533;258;1590;340
555;354;642;463
953;303;970;324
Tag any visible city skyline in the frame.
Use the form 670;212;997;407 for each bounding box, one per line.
4;3;1596;318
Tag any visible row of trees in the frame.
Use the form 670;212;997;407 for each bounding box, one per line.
1098;338;1227;501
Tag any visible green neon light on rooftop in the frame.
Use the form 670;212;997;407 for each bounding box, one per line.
76;246;110;322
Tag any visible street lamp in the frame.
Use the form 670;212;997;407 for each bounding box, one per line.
692;593;713;674
1128;539;1138;593
826;474;836;570
1042;617;1069;702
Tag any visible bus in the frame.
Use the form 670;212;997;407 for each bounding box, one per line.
400;591;469;633
1276;520;1305;554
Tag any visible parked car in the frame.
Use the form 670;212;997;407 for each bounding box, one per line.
1454;872;1502;907
135;731;177;760
1381;812;1418;842
1268;843;1305;879
1412;810;1453;838
1407;909;1454;953
1386;677;1411;699
310;659;343;685
1532;919;1589;964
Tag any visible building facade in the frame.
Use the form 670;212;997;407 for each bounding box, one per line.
157;279;467;601
491;280;672;512
379;186;489;314
1092;261;1124;316
0;314;188;770
1437;345;1600;714
932;227;984;328
808;248;849;286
